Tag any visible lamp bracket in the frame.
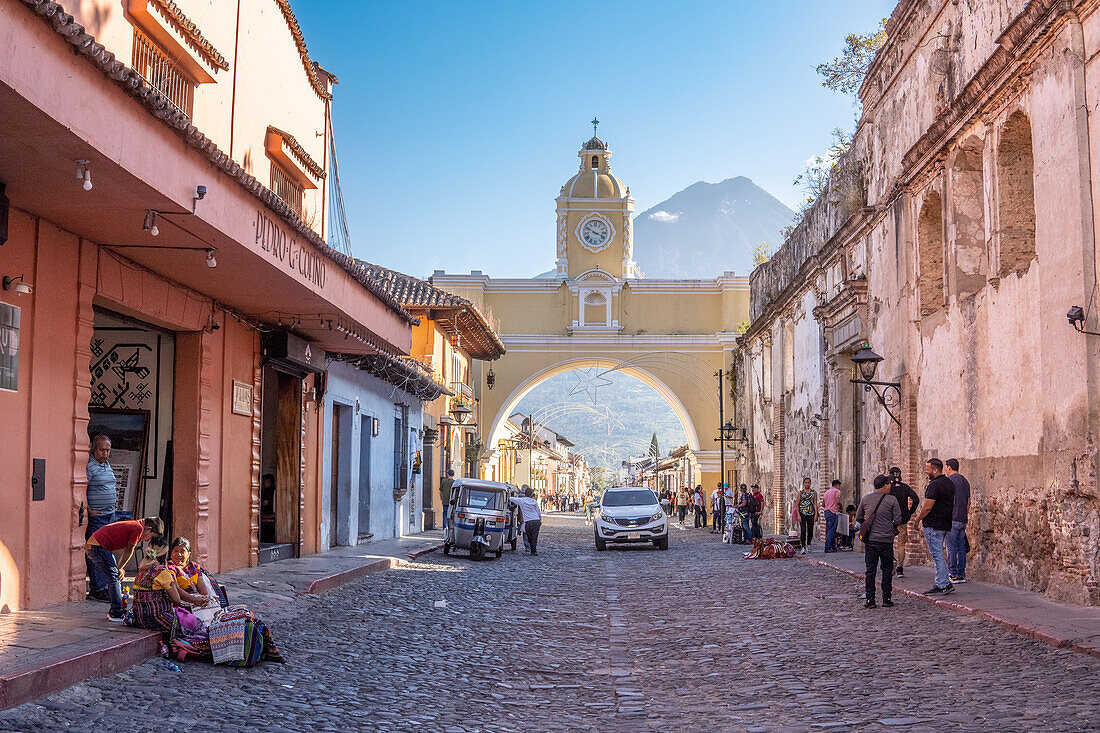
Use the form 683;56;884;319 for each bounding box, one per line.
850;378;903;426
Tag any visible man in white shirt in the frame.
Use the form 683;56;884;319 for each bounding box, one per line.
510;485;543;556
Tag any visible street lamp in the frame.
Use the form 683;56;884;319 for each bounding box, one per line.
450;400;473;425
850;344;902;427
718;421;747;446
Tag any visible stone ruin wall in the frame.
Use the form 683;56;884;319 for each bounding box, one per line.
739;0;1100;603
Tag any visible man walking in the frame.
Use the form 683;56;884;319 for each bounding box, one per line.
887;467;920;577
85;435;117;602
438;469;456;530
823;479;843;553
856;475;903;608
710;485;725;534
676;487;690;524
510;486;542;556
796;478;818;554
911;458;955;595
693;486;706;528
945;458;971;584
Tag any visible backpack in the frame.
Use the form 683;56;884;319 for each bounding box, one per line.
745;494;759;514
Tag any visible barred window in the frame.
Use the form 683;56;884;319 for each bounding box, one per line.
270;162;305;217
132;28;193;117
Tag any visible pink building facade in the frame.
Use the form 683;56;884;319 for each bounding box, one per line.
0;0;413;610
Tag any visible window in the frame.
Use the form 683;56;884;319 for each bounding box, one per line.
393;404;409;490
132;28;193;117
592;155;599;169
783;321;795;393
583;290;608;326
918;191;945;316
997;111;1036;276
601;489;659;507
270;162;305;217
461;488;502;510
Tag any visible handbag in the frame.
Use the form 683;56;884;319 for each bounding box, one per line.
858;493;888;544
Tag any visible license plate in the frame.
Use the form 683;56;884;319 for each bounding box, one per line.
627;532;640;540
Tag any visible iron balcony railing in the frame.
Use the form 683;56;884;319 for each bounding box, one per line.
131;28;193;117
270;163;304;217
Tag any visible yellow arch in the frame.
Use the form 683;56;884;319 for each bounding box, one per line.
485;357;701;454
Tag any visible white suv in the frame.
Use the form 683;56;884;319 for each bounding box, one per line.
594;487;669;551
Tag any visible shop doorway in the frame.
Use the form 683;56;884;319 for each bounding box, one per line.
259;366;302;564
329;403;352;547
87;308;175;580
358;415;372;542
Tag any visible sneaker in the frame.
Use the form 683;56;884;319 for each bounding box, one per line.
923;586;945;595
864;599;877;609
942;583;955;594
952;576;967;584
107;612;125;623
882;599;895;608
895;566;904;577
86;590;110;603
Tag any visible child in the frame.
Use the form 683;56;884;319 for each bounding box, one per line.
841;504;857;550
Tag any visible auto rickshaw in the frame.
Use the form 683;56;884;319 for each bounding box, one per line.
442;479;519;560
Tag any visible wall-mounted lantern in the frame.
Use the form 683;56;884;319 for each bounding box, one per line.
850;344;902;427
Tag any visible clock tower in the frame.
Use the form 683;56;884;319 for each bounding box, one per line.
555;132;637;281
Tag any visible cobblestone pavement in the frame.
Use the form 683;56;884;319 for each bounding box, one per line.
3;514;1099;732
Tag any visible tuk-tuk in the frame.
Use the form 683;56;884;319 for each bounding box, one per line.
443;479;520;560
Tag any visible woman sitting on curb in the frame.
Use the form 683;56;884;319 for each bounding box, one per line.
167;537;225;609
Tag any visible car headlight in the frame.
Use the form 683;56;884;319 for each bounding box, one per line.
651;511;665;522
599;512;611;522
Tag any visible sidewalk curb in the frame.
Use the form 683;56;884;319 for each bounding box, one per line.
0;630;160;711
1;539;446;712
801;556;1100;660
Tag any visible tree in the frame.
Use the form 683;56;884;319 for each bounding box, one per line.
793;128;854;203
648;432;660;459
815;20;888;97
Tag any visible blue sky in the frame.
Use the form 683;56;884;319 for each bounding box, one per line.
295;1;895;278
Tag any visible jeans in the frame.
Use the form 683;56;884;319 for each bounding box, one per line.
864;540;895;601
86;545;123;615
85;510;115;593
947;520;967;578
799;516;815;549
923;527;950;588
752;514;762;539
741;514;752;544
824;510;839;551
677;506;688;523
525;520;541;555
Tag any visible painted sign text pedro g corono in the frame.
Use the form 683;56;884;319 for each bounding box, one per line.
255;210;327;288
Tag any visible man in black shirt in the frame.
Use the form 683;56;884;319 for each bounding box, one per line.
888;467;920;577
911;457;955;595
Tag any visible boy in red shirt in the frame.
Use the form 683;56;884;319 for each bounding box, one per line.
86;517;164;621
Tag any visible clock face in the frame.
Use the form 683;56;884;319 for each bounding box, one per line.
581;219;610;248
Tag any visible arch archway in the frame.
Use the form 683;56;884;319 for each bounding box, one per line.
485;356;701;457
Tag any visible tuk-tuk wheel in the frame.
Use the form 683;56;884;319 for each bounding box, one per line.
470;543;485;562
442;543;450;555
510;538;517;551
495;549;503;559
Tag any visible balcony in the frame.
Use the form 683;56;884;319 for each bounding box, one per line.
270;163;305;218
131;28;193;117
449;381;474;399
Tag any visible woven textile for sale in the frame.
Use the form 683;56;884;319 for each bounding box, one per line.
208;607;249;664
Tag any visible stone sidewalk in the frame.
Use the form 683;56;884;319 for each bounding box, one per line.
0;530;443;710
802;549;1100;658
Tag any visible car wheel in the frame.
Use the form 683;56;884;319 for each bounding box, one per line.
656;536;669;550
595;536;606;552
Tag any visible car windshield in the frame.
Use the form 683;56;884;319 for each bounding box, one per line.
601;489;658;507
462;488;501;510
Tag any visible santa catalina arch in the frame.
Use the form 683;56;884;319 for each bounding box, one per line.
432;134;749;487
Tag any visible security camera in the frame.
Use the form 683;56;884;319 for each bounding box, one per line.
1068;305;1085;329
196;185;207;200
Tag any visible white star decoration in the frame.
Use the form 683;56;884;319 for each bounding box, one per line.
567;367;614;404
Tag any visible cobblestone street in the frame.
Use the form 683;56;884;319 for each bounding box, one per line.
3;514;1098;733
